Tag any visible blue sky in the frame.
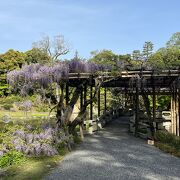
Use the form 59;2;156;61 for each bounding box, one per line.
0;0;180;59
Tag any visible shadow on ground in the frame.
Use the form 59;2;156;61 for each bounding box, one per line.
45;117;180;180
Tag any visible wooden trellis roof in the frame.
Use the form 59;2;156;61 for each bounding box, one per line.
68;70;180;93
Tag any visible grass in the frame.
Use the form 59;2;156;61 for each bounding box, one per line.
154;130;180;158
0;111;55;119
2;148;69;180
155;142;180;157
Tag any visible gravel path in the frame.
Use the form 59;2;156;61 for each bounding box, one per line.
45;118;180;180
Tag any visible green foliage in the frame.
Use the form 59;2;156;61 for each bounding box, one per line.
148;47;180;69
156;96;170;110
0;49;26;97
4;155;65;180
155;131;180;150
166;32;180;48
132;50;141;61
0;151;26;168
142;41;154;60
90;50;117;66
73;135;82;144
155;142;179;156
0;49;25;70
55;142;69;155
2;104;13;110
89;50;132;71
25;48;51;64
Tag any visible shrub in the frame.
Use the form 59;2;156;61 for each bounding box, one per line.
154;130;175;144
0;151;26;168
73;135;82;144
2;104;13;110
155;131;180;150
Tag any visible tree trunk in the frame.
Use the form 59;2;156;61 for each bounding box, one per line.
68;80;102;135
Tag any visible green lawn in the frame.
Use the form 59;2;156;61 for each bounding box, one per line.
0;111;54;118
2;148;68;180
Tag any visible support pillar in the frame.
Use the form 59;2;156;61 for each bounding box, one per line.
152;85;156;130
65;83;69;106
79;87;84;140
104;87;107;113
80;88;83;110
176;88;179;136
98;88;100;117
171;84;177;135
84;84;87;103
178;88;180;136
90;85;93;120
135;82;139;136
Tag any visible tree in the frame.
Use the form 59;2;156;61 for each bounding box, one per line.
25;48;51;64
0;49;25;70
147;51;165;70
142;41;154;61
89;50;119;70
148;47;180;70
132;50;141;61
7;61;102;142
166;32;180;48
0;49;26;96
33;35;70;63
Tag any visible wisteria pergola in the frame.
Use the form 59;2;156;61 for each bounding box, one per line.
67;70;180;136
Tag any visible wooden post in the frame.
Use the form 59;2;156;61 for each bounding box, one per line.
171;84;177;135
84;84;87;103
171;95;174;134
83;84;87;129
79;87;84;140
104;87;107;113
90;85;93;120
135;81;139;136
80;88;83;110
65;83;69;106
79;124;84;140
178;88;180;136
174;84;177;135
176;88;179;136
98;88;100;117
152;85;156;130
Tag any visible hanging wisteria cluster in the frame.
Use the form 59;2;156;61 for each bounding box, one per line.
7;61;101;95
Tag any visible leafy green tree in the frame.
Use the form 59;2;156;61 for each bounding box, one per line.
132;50;141;61
148;51;165;69
0;49;25;70
25;48;51;64
90;50;117;65
148;47;180;70
166;32;180;48
0;49;26;96
142;41;154;61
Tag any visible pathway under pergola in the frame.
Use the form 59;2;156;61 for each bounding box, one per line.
66;70;180;136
